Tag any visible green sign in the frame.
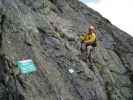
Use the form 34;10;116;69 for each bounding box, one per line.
17;59;37;74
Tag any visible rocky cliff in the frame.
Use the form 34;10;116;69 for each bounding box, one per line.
0;0;133;100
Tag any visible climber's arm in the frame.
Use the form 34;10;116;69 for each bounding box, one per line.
80;35;85;42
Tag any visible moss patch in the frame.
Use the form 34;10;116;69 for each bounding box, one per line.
95;63;105;71
51;32;65;38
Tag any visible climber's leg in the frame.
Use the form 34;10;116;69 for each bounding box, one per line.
87;45;93;63
80;42;83;53
91;47;96;62
80;43;87;61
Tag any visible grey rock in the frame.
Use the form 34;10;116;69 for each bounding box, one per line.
0;0;133;100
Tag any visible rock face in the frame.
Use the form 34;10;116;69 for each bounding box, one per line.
0;0;133;100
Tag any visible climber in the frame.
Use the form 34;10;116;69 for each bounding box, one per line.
80;25;97;62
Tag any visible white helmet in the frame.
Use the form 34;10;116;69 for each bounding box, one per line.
89;25;95;30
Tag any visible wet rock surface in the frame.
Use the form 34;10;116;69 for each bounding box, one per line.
0;0;133;100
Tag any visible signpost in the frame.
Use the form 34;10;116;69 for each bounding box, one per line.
17;59;37;74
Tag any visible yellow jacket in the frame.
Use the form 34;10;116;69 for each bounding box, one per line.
80;33;96;43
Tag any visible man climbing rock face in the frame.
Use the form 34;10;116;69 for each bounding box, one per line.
80;25;97;62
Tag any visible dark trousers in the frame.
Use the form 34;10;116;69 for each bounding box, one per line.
80;42;96;62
